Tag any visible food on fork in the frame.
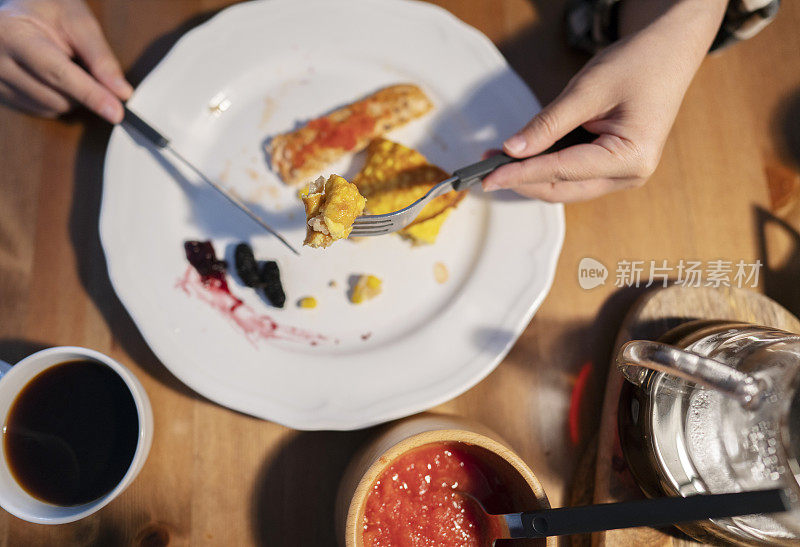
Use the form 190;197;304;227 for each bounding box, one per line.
351;275;382;304
353;138;465;245
302;175;366;248
269;84;433;185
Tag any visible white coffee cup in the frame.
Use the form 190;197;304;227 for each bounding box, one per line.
0;346;153;524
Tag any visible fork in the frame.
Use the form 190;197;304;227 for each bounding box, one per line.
349;153;517;236
348;128;593;236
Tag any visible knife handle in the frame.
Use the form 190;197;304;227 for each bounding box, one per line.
123;106;170;149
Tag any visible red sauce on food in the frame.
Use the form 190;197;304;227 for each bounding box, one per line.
291;107;376;168
362;442;513;547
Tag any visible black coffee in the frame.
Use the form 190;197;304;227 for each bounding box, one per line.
4;360;139;506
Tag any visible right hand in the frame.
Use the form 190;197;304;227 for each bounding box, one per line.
0;0;131;122
482;0;727;203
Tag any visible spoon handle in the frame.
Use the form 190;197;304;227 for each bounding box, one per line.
509;489;789;538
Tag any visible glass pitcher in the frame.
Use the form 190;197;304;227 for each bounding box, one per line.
616;320;800;545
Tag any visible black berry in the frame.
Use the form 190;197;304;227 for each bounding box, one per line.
234;243;262;287
261;261;286;308
184;241;227;284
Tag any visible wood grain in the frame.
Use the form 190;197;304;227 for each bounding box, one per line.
0;1;798;545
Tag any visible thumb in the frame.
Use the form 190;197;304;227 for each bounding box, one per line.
503;87;598;158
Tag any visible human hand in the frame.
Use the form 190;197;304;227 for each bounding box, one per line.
0;0;131;122
483;0;727;202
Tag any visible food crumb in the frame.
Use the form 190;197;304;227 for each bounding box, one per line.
351;275;382;304
260;96;276;128
361;332;372;341
298;296;317;309
328;280;338;288
433;262;449;284
218;159;232;183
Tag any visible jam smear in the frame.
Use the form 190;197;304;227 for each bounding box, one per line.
184;240;241;311
177;267;325;346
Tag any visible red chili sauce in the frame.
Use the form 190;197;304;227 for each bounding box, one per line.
362;442;514;546
292;106;376;169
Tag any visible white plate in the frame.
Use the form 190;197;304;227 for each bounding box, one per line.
101;0;564;430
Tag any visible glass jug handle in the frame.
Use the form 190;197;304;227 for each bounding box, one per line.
617;340;766;409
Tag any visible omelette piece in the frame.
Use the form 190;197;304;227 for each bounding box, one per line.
270;84;433;185
400;210;453;245
353;138;464;245
302;175;366;248
351;275;382;304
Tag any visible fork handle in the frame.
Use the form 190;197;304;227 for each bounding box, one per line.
452;153;518;190
452;127;597;191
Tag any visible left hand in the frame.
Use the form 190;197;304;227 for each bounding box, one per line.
0;0;131;122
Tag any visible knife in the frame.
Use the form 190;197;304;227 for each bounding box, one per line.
121;106;300;256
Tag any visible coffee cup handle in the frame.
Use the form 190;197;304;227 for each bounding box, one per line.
616;340;766;409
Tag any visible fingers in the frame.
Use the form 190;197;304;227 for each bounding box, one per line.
0;58;71;114
503;83;605;158
512;177;630;203
9;33;124;123
484;137;641;191
0;79;63;117
62;8;132;100
483;133;655;203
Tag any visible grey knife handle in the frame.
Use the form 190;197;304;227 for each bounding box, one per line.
123;106;170;148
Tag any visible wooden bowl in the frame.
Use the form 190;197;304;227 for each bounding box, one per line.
336;413;554;546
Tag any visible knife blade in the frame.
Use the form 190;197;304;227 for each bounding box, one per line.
121;106;300;256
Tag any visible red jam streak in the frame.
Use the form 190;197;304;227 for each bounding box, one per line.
362;442;512;547
184;241;242;311
176;268;326;346
179;241;325;346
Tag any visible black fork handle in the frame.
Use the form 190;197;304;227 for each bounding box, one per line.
452;127;596;191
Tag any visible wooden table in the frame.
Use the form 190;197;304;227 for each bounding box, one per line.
0;1;798;545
